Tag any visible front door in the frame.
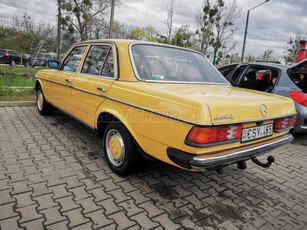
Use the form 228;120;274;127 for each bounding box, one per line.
50;45;88;114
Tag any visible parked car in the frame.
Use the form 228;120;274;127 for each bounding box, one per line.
29;53;49;67
0;49;30;66
35;40;296;175
218;61;307;133
44;54;56;62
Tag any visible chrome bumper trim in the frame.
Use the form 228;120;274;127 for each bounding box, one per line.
190;134;293;169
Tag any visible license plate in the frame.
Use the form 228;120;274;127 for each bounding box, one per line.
241;124;273;142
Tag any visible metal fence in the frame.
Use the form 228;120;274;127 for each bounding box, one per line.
0;17;49;33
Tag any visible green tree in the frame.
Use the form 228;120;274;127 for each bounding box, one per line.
61;0;111;41
284;34;306;65
0;14;57;54
196;0;240;65
171;25;197;49
262;49;274;62
129;26;158;42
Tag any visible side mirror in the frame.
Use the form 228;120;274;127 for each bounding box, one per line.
48;60;60;69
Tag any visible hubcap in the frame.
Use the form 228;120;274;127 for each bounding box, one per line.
106;129;125;167
37;90;43;111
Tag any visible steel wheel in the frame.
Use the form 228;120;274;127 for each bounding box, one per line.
103;122;139;175
36;86;52;116
106;129;126;167
37;89;44;112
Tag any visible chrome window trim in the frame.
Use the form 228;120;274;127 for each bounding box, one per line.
61;45;88;72
128;42;230;85
79;42;118;80
77;72;117;80
35;76;297;127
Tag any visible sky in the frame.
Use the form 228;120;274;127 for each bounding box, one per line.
0;0;306;59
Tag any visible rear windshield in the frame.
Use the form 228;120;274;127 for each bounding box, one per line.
131;44;229;84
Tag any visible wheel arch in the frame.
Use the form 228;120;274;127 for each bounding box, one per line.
35;79;43;91
96;110;136;139
96;109;151;160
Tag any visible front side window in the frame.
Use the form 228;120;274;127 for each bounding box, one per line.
82;45;114;78
131;44;229;84
62;46;87;72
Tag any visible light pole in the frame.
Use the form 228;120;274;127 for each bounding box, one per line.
241;0;270;62
109;0;115;39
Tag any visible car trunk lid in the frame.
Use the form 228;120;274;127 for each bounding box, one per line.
148;84;296;125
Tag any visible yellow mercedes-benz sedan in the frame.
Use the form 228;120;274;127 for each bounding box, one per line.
35;40;296;175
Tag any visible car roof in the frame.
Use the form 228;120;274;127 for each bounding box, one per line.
75;39;203;55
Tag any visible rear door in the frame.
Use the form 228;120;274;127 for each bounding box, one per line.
289;59;307;93
70;43;117;127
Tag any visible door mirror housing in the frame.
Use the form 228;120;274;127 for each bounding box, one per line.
48;60;60;69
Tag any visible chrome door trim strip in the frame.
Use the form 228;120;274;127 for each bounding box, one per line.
35;76;297;127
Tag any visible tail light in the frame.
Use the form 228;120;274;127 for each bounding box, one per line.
5;51;10;56
40;58;45;61
289;91;307;107
186;124;243;145
274;116;296;131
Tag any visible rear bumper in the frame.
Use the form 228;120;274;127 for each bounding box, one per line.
167;134;293;170
293;107;307;133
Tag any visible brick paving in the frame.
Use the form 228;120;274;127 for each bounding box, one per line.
0;106;306;230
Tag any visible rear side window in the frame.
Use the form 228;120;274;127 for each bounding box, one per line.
81;45;114;78
62;46;87;72
290;72;307;93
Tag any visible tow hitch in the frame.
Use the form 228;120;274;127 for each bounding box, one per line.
237;155;275;170
251;156;275;168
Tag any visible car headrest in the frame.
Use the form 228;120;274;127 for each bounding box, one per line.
182;66;203;82
261;74;270;82
246;72;256;81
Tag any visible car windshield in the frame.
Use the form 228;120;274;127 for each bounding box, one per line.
131;44;229;84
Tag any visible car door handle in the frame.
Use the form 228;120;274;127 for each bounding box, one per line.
97;87;107;93
65;79;72;83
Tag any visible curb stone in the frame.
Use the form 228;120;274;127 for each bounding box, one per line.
0;101;36;107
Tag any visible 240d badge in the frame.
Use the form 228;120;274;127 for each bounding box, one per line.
213;113;234;120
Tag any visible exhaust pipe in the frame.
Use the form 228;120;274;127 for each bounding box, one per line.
237;160;247;170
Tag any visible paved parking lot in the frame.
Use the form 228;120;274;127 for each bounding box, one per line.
0;106;306;230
